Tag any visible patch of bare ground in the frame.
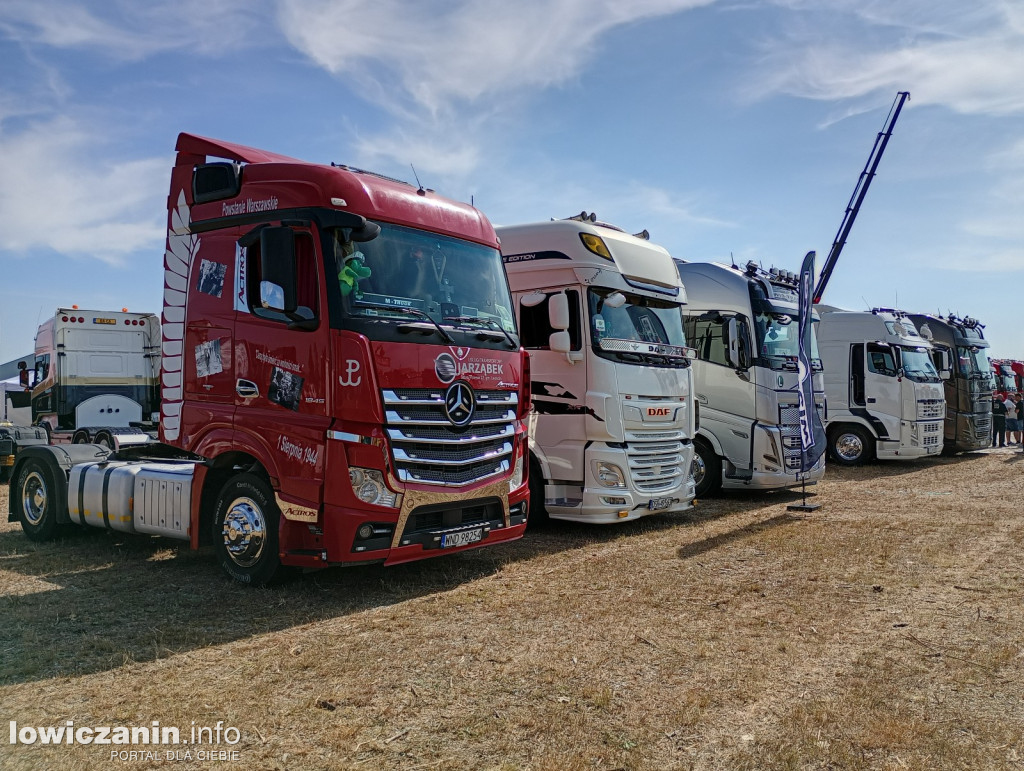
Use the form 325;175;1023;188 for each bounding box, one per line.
2;449;1023;769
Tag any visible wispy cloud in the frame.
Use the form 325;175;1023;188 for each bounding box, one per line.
0;118;167;262
279;0;715;116
277;0;715;174
0;0;267;60
747;1;1024;116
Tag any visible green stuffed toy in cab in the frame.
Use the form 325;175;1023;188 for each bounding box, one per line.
339;251;371;299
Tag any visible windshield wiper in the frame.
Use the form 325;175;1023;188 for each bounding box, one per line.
443;315;517;349
359;303;455;344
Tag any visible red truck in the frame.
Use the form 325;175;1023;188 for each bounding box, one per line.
991;359;1023;399
8;133;530;584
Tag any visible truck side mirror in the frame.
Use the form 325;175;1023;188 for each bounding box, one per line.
550;331;571;353
726;317;747;370
939;350;952;373
548;291;570;331
18;361;29;389
259;227;297;314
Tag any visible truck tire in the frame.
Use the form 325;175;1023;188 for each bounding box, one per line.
527;456;549;528
16;457;62;541
691;440;722;498
93;431;113;450
72;430;91;444
829;425;874;466
213;473;290;585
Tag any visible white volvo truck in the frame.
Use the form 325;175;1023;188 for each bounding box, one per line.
674;260;826;497
499;213;696;523
816;307;946;464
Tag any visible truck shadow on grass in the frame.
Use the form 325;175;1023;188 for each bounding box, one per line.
0;489;787;686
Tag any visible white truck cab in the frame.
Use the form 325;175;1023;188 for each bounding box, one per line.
817;307;946;464
499;213;696;524
675;260;827;496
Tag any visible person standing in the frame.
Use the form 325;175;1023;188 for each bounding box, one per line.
1013;394;1024;445
1004;393;1019;445
992;391;1008;448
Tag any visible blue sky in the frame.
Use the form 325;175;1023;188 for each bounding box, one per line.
1;0;1022;364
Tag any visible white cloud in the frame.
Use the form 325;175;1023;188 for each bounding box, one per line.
277;0;716;179
0;118;167;262
930;249;1024;273
0;0;268;60
748;1;1024;116
278;0;714;116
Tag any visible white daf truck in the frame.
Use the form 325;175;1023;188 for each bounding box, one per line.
499;213;696;523
816;307;946;465
674;260;827;497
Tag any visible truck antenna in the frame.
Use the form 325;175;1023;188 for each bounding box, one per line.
410;164;426;195
730;252;737;269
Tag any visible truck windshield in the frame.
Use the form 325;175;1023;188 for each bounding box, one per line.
752;305;821;371
957;346;991;378
587;288;689;368
331;222;516;327
328;223;515;334
900;346;941;382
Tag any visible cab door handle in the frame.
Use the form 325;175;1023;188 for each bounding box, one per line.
236;380;259;398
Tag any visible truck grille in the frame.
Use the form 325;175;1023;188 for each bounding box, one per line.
779;402;825;470
383;388;517;486
917;399;944;420
921;423;942;446
626;439;687;493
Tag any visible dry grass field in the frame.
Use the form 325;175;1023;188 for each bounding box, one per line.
2;449;1023;770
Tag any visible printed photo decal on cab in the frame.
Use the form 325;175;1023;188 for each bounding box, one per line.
268;366;303;411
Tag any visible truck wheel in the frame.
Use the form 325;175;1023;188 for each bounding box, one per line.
829;426;874;466
72;430;91;444
691;440;721;498
213;473;289;585
94;431;113;450
16;458;62;541
527;457;549;528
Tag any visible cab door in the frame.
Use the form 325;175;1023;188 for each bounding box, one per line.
232;225;329;507
863;342;901;438
518;289;587;485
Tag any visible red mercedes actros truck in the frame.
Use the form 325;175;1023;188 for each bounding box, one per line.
8;133;530;584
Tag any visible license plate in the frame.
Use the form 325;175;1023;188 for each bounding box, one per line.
441;528;484;548
648;497;675;511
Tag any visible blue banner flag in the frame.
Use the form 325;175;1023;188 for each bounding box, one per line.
797;250;826;472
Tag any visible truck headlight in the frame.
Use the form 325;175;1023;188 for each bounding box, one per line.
594;461;626;489
349;468;398;508
509;454;524;492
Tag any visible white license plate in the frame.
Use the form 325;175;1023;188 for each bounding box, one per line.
648;497;674;511
441;528;484;548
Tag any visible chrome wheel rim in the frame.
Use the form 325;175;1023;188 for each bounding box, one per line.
835;433;864;462
22;471;48;526
691;452;706;487
222;496;267;568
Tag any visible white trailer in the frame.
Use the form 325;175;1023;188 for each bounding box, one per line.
30;308;161;446
674;260;827;497
499;213;696;523
816;307;946;464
